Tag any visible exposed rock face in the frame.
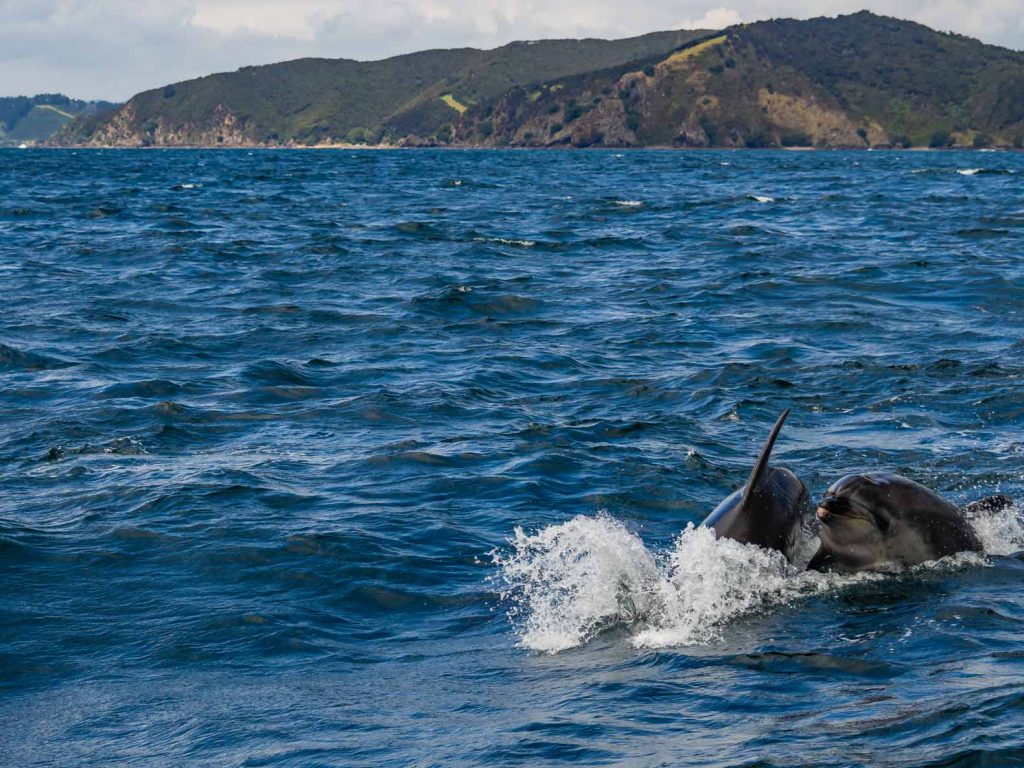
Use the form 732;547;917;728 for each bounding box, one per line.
80;103;143;146
756;90;866;146
78;103;259;147
567;99;639;147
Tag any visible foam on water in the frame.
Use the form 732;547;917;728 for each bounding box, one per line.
472;236;537;247
970;501;1024;556
495;516;876;653
630;525;832;649
497;503;1024;654
493;515;659;653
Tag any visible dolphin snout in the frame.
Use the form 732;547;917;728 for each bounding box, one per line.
816;495;841;521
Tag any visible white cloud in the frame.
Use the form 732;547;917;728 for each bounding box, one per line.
192;0;323;38
1;1;1022;101
679;7;744;30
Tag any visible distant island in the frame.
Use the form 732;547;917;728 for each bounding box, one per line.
1;94;118;146
51;12;1024;150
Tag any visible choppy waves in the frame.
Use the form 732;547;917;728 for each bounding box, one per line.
4;147;1024;767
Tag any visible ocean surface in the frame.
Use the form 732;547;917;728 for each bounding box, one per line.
2;147;1024;767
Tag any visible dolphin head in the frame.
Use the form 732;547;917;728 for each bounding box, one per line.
814;474;893;570
749;465;810;510
812;472;981;572
706;464;810;535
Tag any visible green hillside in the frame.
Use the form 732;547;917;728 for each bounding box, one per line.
737;12;1024;146
455;12;1024;148
55;13;1024;148
1;94;117;145
56;30;707;147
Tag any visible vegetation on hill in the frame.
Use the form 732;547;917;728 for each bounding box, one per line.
55;30;705;147
1;94;117;145
738;12;1024;146
54;13;1024;149
454;12;1024;149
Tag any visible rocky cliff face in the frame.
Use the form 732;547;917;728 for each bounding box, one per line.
74;103;260;147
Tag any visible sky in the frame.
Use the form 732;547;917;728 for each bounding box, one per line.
2;0;1023;101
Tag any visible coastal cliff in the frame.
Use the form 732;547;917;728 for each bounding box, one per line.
55;12;1024;149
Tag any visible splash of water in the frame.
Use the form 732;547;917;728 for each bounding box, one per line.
971;500;1024;556
632;525;824;649
494;506;1024;654
494;516;869;653
493;515;660;653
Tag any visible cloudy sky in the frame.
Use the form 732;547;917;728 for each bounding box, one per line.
3;0;1023;101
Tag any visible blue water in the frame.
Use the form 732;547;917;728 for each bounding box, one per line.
2;148;1024;767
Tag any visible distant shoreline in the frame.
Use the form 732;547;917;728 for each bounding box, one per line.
35;14;1024;156
20;144;1024;152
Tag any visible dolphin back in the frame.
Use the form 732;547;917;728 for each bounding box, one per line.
701;409;805;561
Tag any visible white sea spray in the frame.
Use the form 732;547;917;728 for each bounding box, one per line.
494;516;884;653
494;504;1022;653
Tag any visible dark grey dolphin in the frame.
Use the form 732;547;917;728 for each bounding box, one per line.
701;409;811;563
808;472;1001;573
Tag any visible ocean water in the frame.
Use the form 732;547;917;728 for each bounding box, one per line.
2;147;1024;767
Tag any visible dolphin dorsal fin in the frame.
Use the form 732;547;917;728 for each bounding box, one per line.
740;409;790;506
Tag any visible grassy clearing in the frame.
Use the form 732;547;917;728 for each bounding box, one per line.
661;35;728;68
440;94;468;114
36;104;76;119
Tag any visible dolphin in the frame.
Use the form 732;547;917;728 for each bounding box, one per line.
808;472;1005;573
700;409;811;563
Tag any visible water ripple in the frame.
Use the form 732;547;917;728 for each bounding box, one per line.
2;148;1024;766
